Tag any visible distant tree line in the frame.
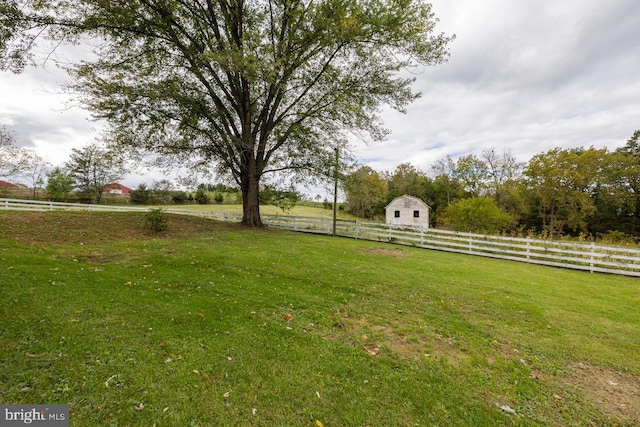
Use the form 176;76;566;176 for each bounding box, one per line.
2;128;305;208
0;130;234;204
129;182;253;206
1;126;50;198
4;123;640;239
345;130;640;240
1;133;127;203
259;185;303;212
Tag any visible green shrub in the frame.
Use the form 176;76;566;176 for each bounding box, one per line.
143;208;168;233
443;197;513;234
130;183;152;205
172;191;189;204
195;188;210;204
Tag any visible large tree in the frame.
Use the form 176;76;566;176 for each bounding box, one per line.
1;0;453;226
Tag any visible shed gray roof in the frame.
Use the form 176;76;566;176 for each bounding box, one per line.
384;194;430;210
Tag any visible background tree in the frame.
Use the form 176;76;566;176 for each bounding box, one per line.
0;126;16;178
493;178;528;228
344;165;388;219
0;126;30;179
259;184;301;212
610;130;640;235
45;167;75;201
588;150;634;235
66;143;125;203
387;163;430;202
431;155;456;205
481;148;523;203
523;148;599;236
616;130;640;157
19;149;50;198
442;197;513;234
1;0;452;226
454;154;488;197
172;191;190;204
152;180;175;205
428;155;465;226
194;188;211;205
0;126;11;147
129;183;152;205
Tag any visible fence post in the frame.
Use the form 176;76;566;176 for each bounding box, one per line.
354;221;359;240
526;236;530;260
468;235;473;252
590;242;595;274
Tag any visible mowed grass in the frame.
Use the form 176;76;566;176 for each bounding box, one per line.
0;212;639;426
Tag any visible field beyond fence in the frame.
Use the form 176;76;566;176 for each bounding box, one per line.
2;198;640;277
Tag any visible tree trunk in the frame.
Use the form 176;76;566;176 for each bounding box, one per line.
240;162;264;227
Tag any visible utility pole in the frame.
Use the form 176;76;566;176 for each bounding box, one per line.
333;147;339;237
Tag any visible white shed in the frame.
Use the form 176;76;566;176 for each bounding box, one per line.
385;195;430;227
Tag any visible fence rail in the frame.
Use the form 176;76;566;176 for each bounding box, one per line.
2;198;640;277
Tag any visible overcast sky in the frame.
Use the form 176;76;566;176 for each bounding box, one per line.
1;0;639;193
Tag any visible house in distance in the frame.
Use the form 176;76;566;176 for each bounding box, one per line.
103;183;132;196
0;180;19;189
0;180;21;197
385;195;430;228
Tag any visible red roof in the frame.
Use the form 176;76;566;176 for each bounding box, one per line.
0;180;19;188
103;183;133;194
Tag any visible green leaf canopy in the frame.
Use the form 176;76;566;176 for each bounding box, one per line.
1;0;453;225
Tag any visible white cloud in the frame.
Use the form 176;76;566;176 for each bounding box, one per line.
361;0;640;174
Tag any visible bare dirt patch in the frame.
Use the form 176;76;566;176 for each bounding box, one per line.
329;315;470;364
363;247;407;258
566;361;640;423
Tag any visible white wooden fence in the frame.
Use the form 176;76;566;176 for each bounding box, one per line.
2;198;640;277
0;198;241;221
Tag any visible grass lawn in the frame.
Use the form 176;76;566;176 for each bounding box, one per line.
1;211;639;426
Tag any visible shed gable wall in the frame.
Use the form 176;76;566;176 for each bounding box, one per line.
385;196;430;227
